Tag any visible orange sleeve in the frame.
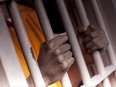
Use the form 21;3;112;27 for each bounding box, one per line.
9;4;62;87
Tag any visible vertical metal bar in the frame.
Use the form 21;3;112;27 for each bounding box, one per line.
74;0;111;86
73;0;90;28
0;6;28;87
33;0;54;40
33;0;72;86
56;0;91;85
91;0;116;65
7;1;45;87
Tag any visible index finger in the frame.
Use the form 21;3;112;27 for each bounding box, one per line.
46;33;68;49
84;25;95;36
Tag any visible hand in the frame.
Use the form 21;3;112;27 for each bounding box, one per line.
38;33;74;86
82;25;109;53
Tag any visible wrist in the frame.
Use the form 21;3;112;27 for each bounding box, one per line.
43;77;49;86
43;75;57;86
43;75;52;86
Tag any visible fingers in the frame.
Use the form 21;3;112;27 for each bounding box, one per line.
83;30;101;43
39;33;75;85
83;25;109;53
67;57;75;69
54;44;71;55
44;32;74;70
85;37;106;53
45;33;68;50
85;41;94;49
63;51;72;60
54;32;66;37
56;51;74;71
56;51;73;64
87;46;98;53
90;46;98;52
59;57;74;71
77;26;86;32
83;35;92;43
84;25;96;36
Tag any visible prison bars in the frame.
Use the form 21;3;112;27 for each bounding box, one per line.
74;0;110;86
74;0;108;80
56;0;91;85
8;0;116;86
0;6;28;87
74;0;116;86
7;0;72;86
7;1;45;87
91;0;116;65
90;0;116;85
0;1;115;86
33;0;72;86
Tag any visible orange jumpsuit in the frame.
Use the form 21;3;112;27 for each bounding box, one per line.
8;4;61;87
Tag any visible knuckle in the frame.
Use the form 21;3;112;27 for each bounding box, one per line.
66;43;71;47
68;51;72;57
66;44;71;48
93;40;99;48
61;62;68;71
54;49;61;55
70;57;75;63
46;41;55;50
88;40;96;47
63;44;71;51
63;51;72;58
57;55;64;63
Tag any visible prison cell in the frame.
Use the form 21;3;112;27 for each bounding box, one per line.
0;0;116;87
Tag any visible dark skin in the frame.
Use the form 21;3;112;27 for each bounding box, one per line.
68;25;109;87
26;33;74;86
82;25;108;53
38;33;74;85
2;3;74;86
2;1;113;86
27;25;109;86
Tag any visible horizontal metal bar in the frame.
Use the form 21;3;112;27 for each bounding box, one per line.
81;65;116;87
